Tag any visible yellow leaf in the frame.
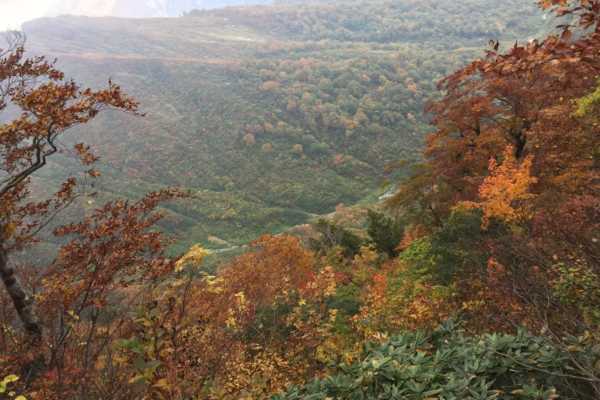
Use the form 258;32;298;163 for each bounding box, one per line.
175;244;209;271
153;378;170;389
128;374;146;384
2;223;16;240
2;375;18;384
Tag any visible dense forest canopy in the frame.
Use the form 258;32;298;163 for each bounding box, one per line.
20;0;545;254
0;0;598;399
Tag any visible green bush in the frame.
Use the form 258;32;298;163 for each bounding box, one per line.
310;219;364;258
275;322;596;399
366;210;404;257
398;209;489;284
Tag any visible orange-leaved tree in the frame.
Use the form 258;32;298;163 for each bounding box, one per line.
111;235;339;399
0;32;139;342
391;0;599;222
460;145;538;228
387;0;599;333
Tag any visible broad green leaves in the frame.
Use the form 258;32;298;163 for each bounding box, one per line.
275;323;590;399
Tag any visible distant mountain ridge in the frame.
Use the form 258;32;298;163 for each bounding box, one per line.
50;0;272;18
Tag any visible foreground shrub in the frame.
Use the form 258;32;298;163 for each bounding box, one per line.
275;322;597;399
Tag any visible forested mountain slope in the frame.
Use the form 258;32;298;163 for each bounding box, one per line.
2;1;598;398
23;0;546;252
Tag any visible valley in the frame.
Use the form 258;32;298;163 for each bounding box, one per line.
22;0;545;254
2;1;599;398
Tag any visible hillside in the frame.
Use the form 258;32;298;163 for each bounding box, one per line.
2;1;598;398
22;0;546;252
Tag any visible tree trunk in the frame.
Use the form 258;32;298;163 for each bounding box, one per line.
0;243;42;341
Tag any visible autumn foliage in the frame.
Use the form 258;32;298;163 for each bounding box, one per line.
0;0;599;399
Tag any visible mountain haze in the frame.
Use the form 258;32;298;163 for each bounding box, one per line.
4;1;599;398
49;0;272;18
22;0;546;253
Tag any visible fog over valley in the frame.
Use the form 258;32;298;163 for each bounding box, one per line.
0;0;272;30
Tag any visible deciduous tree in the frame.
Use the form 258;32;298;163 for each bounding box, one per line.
0;33;138;341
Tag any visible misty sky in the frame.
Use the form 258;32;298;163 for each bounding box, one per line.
0;1;274;31
0;0;125;31
0;0;55;30
0;0;54;31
